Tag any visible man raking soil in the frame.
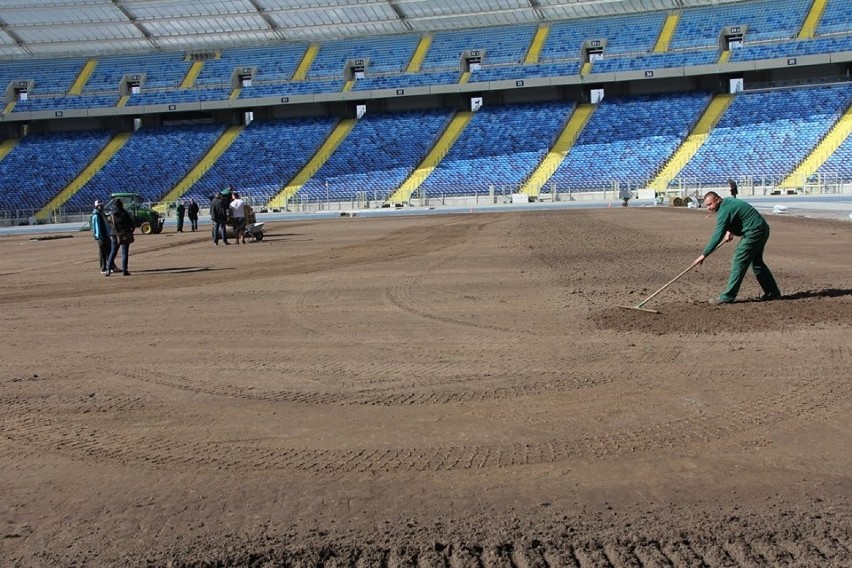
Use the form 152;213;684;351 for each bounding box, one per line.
692;191;781;305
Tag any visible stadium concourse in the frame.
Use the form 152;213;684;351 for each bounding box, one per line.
2;194;852;239
1;199;851;566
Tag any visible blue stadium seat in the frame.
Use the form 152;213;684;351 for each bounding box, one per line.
418;102;575;197
817;0;852;36
0;130;113;212
550;92;711;191
422;26;538;71
299;109;452;202
672;0;807;50
69;124;226;209
0;57;87;96
542;13;665;60
308;35;420;78
678;84;852;185
185;116;339;204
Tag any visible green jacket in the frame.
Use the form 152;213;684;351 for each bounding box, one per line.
703;198;769;256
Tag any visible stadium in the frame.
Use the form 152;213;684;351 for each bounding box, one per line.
1;0;851;566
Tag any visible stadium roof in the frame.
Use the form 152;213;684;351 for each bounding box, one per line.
0;0;744;59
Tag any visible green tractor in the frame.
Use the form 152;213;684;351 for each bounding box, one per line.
105;192;164;234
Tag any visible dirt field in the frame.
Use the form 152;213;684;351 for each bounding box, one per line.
1;207;850;567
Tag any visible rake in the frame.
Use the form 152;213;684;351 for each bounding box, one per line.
618;241;726;314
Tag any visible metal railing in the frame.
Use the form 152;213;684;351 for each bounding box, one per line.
4;174;851;227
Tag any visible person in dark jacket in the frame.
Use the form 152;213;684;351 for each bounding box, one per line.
728;178;738;198
211;187;232;245
106;198;134;276
90;199;117;274
187;199;200;231
176;201;186;233
692;191;781;304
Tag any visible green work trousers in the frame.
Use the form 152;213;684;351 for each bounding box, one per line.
720;226;780;302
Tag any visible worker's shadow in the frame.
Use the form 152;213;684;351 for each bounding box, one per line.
756;288;852;302
258;232;309;242
131;267;233;274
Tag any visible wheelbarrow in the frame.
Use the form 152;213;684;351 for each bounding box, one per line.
243;222;264;241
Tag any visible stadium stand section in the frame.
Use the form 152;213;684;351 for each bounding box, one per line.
417;102;575;197
0;130;113;212
195;44;308;87
66;124;226;210
13;94;120;112
677;83;852;185
0;1;843;109
119;53;188;89
83;52;190;93
421;25;537;71
0;57;84;95
470;61;581;83
591;51;718;73
730;34;852;61
670;0;809;50
308;35;420;78
298;109;452;202
3;0;852;217
354;26;538;91
239;79;345;98
181;116;339;204
542;12;666;59
352;71;459;91
817;0;852;35
548;92;712;191
817;133;852;177
126;88;234;106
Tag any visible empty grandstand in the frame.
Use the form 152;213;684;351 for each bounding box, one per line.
1;0;851;225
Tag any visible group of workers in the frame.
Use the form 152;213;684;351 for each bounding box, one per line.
90;182;782;305
209;186;251;245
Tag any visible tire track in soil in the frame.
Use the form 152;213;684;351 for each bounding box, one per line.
0;393;151;417
0;217;487;306
256;218;498;345
62;348;629;408
2;360;847;475
287;218;525;339
381;214;601;338
143;527;852;568
384;242;532;336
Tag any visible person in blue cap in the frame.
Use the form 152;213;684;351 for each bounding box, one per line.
90;199;116;274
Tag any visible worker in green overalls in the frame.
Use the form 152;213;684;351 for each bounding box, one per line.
692;191;781;305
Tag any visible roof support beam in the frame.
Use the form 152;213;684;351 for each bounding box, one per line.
247;0;285;37
527;0;546;20
0;0;749;58
112;0;159;51
387;1;413;32
0;18;32;56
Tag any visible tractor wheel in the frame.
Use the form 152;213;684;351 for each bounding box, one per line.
140;222;153;235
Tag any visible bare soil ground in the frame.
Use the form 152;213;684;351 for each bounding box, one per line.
0;207;850;567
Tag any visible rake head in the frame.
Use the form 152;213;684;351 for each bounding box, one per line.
617;304;660;314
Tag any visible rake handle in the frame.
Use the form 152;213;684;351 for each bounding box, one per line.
636;240;726;308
